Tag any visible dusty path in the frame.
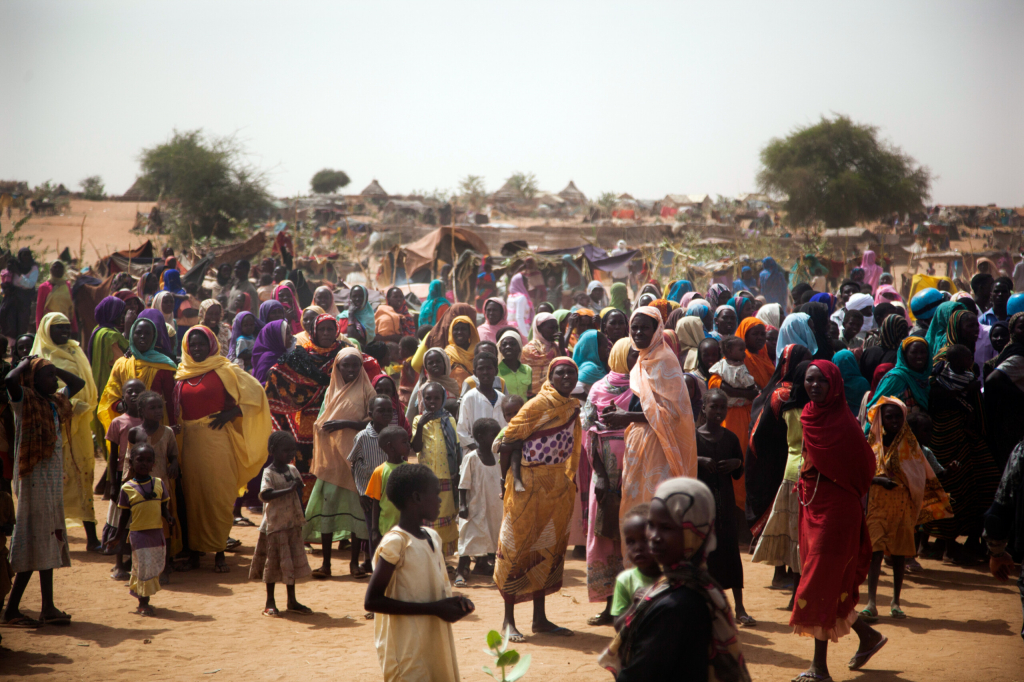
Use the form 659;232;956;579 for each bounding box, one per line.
2;467;1021;682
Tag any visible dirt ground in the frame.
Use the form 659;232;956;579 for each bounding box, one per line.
1;464;1022;682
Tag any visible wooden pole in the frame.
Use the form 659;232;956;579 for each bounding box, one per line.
79;214;87;265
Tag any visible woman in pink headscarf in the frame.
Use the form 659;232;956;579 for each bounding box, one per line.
506;272;534;338
860;251;884;295
476;297;508;343
873;284;902;306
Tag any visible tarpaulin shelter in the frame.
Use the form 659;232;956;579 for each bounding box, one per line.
93;240;158;277
382;226;491;286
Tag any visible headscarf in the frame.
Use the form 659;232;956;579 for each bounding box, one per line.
755;303;783;330
759;257;789;311
706;283;731;309
14;358;73;478
313;285;340;317
874;284;903;306
312;347;377;490
339;284;376;342
587;280;610;309
372;373;412;437
135;309;176;361
151;291;176;325
162;268;185;296
648;299;673;325
727;295;754;321
866;396;952;525
800;301;834;361
572;329;608;386
868;336;932;413
86;296;126;361
609;282;630;314
609;477;751;682
228;311;261;361
879;313;909;350
418;279;448;327
679;291;700;309
687;299;713;324
629;307;695;478
809;292;836;316
985;312;1024;375
871;363;894;392
833;349;869;414
252;319;292;384
860;250;883;294
925;300;966;358
733;266;757;294
676;317;706;371
933;308;975;363
32;310;98;419
259;299;285;326
665;279;694;303
910;288;943;321
735;317;774;387
713;304;736;334
476;297;508;343
801;360;876;498
444;315;479;371
375;288;417;339
846;292;876;332
775;312;817;358
581;337;633;431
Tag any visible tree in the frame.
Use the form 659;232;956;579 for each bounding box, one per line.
757;115;930;228
136;129;271;240
458;174;487;210
596;192;617;211
507;172;538;199
310;168;351;194
80;175;105;200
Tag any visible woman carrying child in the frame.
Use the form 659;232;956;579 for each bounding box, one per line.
599;477;751;681
495;358;582;641
581;337;635;625
2;358;85;627
175;326;273;572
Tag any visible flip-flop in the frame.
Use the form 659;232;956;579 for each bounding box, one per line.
792;673;832;682
311;568;331;580
233;517;255;527
262;607;280;617
859;607;879;624
41;611;72;625
587;613;614;626
848;635;888;670
736;614;758;627
890;607;907;619
0;616;42;629
536;626;573;637
453;577;468;588
349;565;368;579
224;538;242;551
507;632;526;643
287;605;313;615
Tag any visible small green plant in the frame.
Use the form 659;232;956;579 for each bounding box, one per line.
482;628;530;681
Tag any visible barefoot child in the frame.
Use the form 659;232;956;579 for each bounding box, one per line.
695;388;755;626
111;443;174;616
411;383;461;556
250;431;313;617
365;426;410;541
348;395;395;572
455;418;503;587
456;353;507;451
610;504;662;631
863;397;952;621
132;390;181;582
365;463;475;681
102;378;146;571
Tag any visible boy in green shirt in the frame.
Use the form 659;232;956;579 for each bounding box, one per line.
366;426;410;539
612;503;663;629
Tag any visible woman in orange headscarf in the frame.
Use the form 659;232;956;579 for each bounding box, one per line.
708;316;773;514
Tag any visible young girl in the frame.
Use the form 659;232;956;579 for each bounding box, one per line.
250;431;313;617
863;397;952;620
134;390;181;578
610;504;662;630
365;463;474;681
2;357;84;628
696;388;756;626
111;443;174;616
103;377;146;573
455;417;503;587
410;382;461;556
230;311;259;371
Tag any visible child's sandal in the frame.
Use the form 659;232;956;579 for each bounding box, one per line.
262;607;280;617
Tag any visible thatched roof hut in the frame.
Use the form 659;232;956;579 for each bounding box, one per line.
361;179;388;198
491;179;520;203
558;180;587;204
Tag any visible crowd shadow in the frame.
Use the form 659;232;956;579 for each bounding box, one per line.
520;629;612;654
0;649;74;677
26;620;170;647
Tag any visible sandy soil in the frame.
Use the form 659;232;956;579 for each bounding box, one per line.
1;464;1022;682
9;200;158;265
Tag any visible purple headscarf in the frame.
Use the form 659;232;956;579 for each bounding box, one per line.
136;308;176;359
809;292;836;316
259;299;285;326
86;296;126;361
228;310;261;360
252;319;290;384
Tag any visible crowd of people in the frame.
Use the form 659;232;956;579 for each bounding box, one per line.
0;242;1022;681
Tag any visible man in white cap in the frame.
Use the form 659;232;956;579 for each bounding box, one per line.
609;239;630;287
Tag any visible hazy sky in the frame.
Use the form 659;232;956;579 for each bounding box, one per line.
2;1;1022;205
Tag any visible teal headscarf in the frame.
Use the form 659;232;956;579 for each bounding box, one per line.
572;329;608;385
833;349;869;415
925;301;966;358
417;279;447;327
340;284;376;343
867;336;932;424
129;317;176;368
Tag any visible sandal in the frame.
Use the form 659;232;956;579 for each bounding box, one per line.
0;616;42;629
287;604;313;615
135;605;155;617
453;576;468;588
349;564;368;579
587;613;614;626
859;607;879;624
507;632;526;643
890;607;907;619
224;538;242;551
792;674;832;682
262;607;280;617
233;516;255;527
736;614;757;627
311;567;331;579
41;610;72;625
848;635;888;671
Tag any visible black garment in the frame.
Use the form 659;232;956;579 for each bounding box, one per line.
696;430;744;590
860;346;897;384
617;586;711;682
984;372;1024;473
799;302;834;361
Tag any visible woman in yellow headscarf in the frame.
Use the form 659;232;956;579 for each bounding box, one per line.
444;315;479;391
175;325;272;572
31;313;99;548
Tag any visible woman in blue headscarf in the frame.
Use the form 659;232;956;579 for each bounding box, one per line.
726;295;755;321
162;268;186;296
809;292;836;316
571;329;610;395
774;312;818;359
665;279;694;303
732;266;759;296
418;279;449;327
686;299;714;333
759;257;789;312
339;284;376;344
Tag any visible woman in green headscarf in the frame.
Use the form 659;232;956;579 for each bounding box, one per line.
865;336;932;433
924;300;966;359
417;279;449;327
789;254;829;290
609;281;630;314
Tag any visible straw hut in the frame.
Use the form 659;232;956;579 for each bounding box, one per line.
360;179;389;199
558;180;587;204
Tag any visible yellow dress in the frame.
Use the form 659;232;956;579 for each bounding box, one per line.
373;527;460;682
411;415;459;555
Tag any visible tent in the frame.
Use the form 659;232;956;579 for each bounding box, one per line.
382;226;491;285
